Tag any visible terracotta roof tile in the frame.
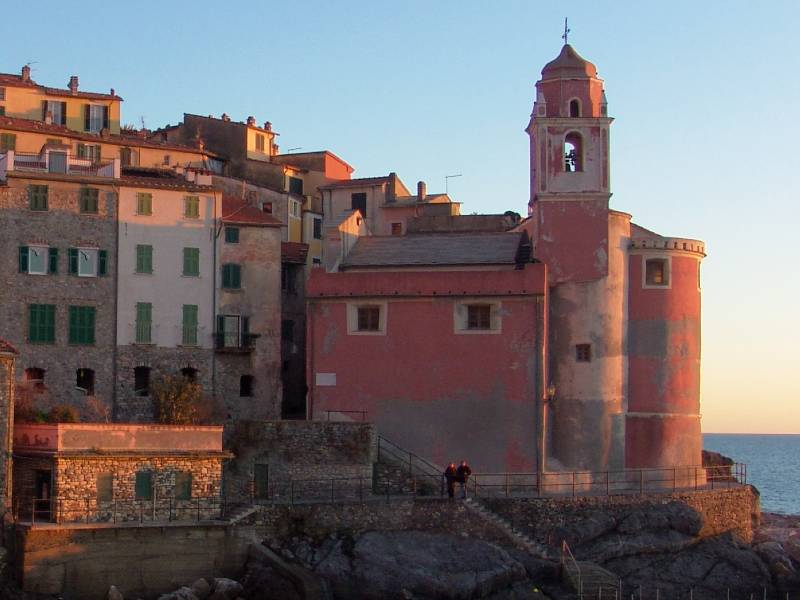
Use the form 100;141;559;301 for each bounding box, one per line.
319;175;390;189
0;72;122;100
222;196;282;227
282;242;309;264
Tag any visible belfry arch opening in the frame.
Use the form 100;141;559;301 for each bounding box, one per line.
564;132;583;172
569;99;581;117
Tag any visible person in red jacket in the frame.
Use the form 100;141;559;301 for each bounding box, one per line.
456;460;472;499
443;463;458;499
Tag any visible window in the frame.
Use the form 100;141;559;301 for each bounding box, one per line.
67;247;106;277
254;463;269;500
564;132;583;172
216;314;249;348
46;138;63;145
467;305;492;330
576;344;592;362
0;87;4;100
183;247;200;277
240;375;254;397
79;187;99;213
134;366;151;396
645;258;669;286
312;257;322;266
135;471;153;500
288;176;303;195
0;107;4;116
28;185;48;211
255;134;265;152
43;100;67;126
19;245;50;275
391;222;402;236
135;302;152;344
162;154;171;166
281;265;297;293
174;472;192;500
184;195;200;219
313;218;322;240
135;244;153;274
281;319;294;342
120;147;135;167
222;263;242;289
136;192;152;216
569;99;581;118
0;133;16;151
76;368;95;395
289;199;301;218
97;473;113;502
357;306;381;332
76;143;101;163
182;304;198;346
262;202;273;214
25;368;46;392
351;192;367;217
84;104;109;133
225;227;240;244
69;306;95;345
28;304;56;343
180;367;198;383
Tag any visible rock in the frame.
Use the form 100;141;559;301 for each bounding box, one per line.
108;585;124;600
209;578;244;600
190;578;211;600
158;587;199;600
315;531;527;599
241;561;302;600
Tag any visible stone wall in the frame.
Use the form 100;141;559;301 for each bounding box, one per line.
225;420;376;500
16;522;256;598
0;350;14;511
484;486;760;546
0;177;117;416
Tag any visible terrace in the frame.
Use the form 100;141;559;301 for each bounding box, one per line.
0;149;120;180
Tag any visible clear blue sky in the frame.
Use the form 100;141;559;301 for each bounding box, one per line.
3;1;798;433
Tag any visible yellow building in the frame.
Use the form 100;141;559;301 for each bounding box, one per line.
0;66;122;135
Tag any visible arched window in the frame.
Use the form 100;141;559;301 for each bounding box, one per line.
569;99;581;117
564;132;583;172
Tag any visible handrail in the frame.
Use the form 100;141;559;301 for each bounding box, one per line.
561;540;582;593
323;410;367;422
377;435;442;478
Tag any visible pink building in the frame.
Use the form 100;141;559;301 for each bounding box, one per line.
307;44;705;475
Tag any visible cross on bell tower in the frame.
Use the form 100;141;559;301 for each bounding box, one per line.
562;18;570;45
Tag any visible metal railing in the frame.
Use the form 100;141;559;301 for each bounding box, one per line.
11;151;116;177
561;540;582;595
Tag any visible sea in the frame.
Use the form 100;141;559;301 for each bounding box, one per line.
703;433;800;515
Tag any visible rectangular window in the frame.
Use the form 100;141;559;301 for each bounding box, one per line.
182;247;200;277
136;192;152;216
182;304;198;346
467;305;492;330
43;100;67;126
28;185;48;211
240;375;254;397
20;245;48;275
0;133;16;151
313;218;322;240
135;471;153;500
262;202;273;214
288;176;303;195
136;244;153;274
0;107;5;116
85;104;109;133
357;306;381;332
76;143;101;162
222;263;242;289
255;134;265;152
254;463;269;500
351;192;367;217
135;302;152;344
225;227;240;244
68;306;96;345
174;472;192;500
0;87;4;100
120;147;134;166
97;473;113;502
134;366;151;397
281;319;294;342
28;304;56;344
77;248;98;277
79;187;99;213
391;222;403;236
289;199;301;218
645;258;669;286
184;195;200;219
281;265;297;293
217;314;248;348
576;344;592;362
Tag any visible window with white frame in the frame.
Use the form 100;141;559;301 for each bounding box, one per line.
644;257;670;287
289;199;302;218
346;302;387;335
454;301;501;334
26;245;49;275
77;248;99;277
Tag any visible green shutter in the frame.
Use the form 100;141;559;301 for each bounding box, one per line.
184;196;199;218
135;302;152;344
0;133;16;151
183;248;199;277
48;247;58;274
60;102;67;125
80;187;99;213
28;185;48;211
182;305;198;346
18;246;29;273
41;100;48;120
136;245;152;274
136;193;152;215
135;471;152;500
69;306;96;345
84;104;91;131
225;227;239;243
98;250;107;276
44;305;55;343
68;248;78;275
233;264;241;289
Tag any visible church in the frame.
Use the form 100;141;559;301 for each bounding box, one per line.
307;42;706;478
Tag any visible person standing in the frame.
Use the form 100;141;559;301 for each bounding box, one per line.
443;463;458;499
456;460;472;499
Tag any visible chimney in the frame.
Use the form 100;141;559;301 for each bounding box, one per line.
387;172;397;202
68;76;79;94
264;121;272;131
221;113;230;122
417;180;427;202
246;116;256;126
21;65;31;82
110;88;115;96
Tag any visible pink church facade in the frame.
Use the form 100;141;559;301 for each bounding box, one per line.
306;44;705;475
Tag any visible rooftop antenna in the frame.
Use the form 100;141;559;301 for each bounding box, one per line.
286;147;302;153
140;116;146;130
445;173;462;194
562;17;570;45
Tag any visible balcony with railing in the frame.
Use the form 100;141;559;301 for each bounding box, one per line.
0;150;120;180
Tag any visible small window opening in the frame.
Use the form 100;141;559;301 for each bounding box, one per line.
576;344;591;362
135;471;153;500
25;367;46;392
467;305;492;330
357;306;381;331
174;471;192;500
351;192;367;217
564;132;583;172
134;366;151;396
97;473;113;502
391;222;402;236
181;367;198;383
240;375;254;397
645;258;669;286
569;99;581;118
262;202;273;214
76;368;95;395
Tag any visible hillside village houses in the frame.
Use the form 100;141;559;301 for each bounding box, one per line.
0;40;707;517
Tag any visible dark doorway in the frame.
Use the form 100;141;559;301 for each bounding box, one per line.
254;463;269;501
34;469;52;521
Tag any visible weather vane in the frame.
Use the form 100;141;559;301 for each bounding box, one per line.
562;17;570;45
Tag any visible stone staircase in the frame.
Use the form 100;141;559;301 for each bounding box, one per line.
464;497;552;559
225;504;259;524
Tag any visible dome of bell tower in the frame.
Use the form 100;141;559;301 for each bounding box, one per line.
541;44;597;80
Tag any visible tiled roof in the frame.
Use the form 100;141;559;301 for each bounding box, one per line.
120;168;214;192
318;175;391;189
222;196;282;227
0;72;122;100
0;339;18;354
341;232;525;268
282;242;309;264
0;116;222;157
383;194;452;207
